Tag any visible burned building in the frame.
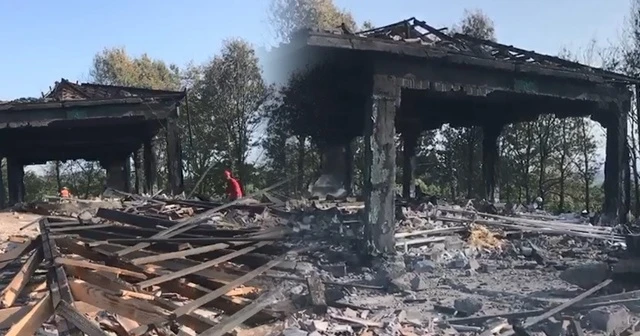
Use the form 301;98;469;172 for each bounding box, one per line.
0;79;185;205
270;18;638;254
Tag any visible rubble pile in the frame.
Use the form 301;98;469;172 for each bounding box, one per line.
0;192;638;335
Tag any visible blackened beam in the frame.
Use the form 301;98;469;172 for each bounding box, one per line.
90;236;282;246
198;287;284;336
112;177;293;257
129;249;293;335
136;241;271;289
39;218;97;336
95;208;257;236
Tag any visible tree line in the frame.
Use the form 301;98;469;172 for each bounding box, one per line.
5;0;640;217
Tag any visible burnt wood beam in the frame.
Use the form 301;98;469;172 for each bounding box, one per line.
363;74;398;255
602;102;629;224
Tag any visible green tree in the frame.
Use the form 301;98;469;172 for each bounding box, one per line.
268;0;357;42
190;39;271;191
89;47;182;192
90;47;181;90
451;9;496;41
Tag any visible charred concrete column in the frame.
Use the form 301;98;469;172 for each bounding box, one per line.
133;148;141;194
344;140;354;196
312;143;348;198
166;116;184;195
123;155;132;193
401;131;418;199
143;138;157;194
624;142;631;223
7;157;24;205
603;104;628;223
0;157;5;208
482;123;503;202
363;75;398;255
102;157;128;192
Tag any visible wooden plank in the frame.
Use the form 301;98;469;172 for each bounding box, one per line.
40;219;82;336
136;242;269;289
130;252;289;335
174;253;287;316
198;288;283;336
130;242;234;265
55;257;147;279
65;265;137;292
5;292;54;336
0;247;43;308
68;279;170;323
50;223;114;233
0;237;37;271
0;304;36;329
113;178;291;257
57;300;110;336
502;279;612;336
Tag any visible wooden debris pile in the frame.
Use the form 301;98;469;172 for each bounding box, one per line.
0;196;301;335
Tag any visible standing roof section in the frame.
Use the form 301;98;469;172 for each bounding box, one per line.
0;79;185;111
284;17;639;85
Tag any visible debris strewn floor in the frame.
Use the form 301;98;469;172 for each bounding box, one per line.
0;192;637;336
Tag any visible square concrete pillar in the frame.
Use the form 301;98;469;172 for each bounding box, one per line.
603;104;628;224
6;157;24;205
143;138;157;194
363;75;398;255
401;132;418;199
482;123;503;203
103;158;129;192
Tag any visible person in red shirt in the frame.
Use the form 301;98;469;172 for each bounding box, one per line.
224;170;243;201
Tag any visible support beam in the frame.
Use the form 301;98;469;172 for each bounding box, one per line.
6;157;24;205
143;138;157;194
482;123;503;202
603;104;628;224
166;117;184;195
363;75;398;255
401;132;418;199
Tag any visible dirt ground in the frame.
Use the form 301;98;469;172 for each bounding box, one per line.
0;211;41;241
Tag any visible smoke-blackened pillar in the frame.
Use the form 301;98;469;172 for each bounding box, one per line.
363;75;398;255
143;138;157;194
603;102;628;223
101;157;128;192
166;115;184;195
344;140;354;196
7;157;24;205
482;123;502;202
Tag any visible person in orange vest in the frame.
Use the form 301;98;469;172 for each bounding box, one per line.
224;170;243;201
60;187;71;198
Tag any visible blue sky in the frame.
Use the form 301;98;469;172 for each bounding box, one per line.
0;0;631;100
